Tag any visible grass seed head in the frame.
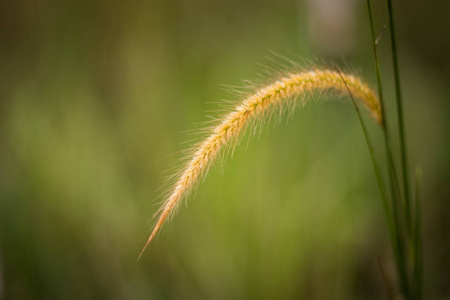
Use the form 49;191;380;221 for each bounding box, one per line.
139;68;381;259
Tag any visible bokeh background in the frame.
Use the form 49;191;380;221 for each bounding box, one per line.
0;0;449;299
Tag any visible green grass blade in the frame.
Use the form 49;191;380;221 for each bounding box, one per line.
388;159;410;298
366;0;387;130
387;0;412;235
337;70;392;232
366;1;411;297
340;67;409;297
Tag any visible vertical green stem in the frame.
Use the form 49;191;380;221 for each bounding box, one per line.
340;65;409;297
366;0;411;297
388;161;410;298
387;0;412;234
366;0;386;130
337;70;391;231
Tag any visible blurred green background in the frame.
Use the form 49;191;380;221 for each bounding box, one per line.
0;0;449;299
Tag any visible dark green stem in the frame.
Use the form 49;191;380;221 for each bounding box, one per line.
366;0;386;130
340;66;410;296
337;70;391;231
388;157;410;297
366;0;411;297
387;0;412;234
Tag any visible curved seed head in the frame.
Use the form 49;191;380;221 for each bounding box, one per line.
139;69;381;259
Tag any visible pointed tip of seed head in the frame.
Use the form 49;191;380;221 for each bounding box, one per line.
138;210;170;260
137;240;150;261
138;229;157;260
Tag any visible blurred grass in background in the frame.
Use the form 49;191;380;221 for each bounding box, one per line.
0;0;449;299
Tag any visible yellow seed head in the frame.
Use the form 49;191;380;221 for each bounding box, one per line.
139;69;381;258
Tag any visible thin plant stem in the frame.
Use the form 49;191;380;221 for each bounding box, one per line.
366;0;386;130
388;159;410;297
366;0;411;297
339;73;408;295
387;0;412;234
341;62;409;296
337;70;392;232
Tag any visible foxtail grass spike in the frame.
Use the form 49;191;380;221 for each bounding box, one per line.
139;69;382;258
